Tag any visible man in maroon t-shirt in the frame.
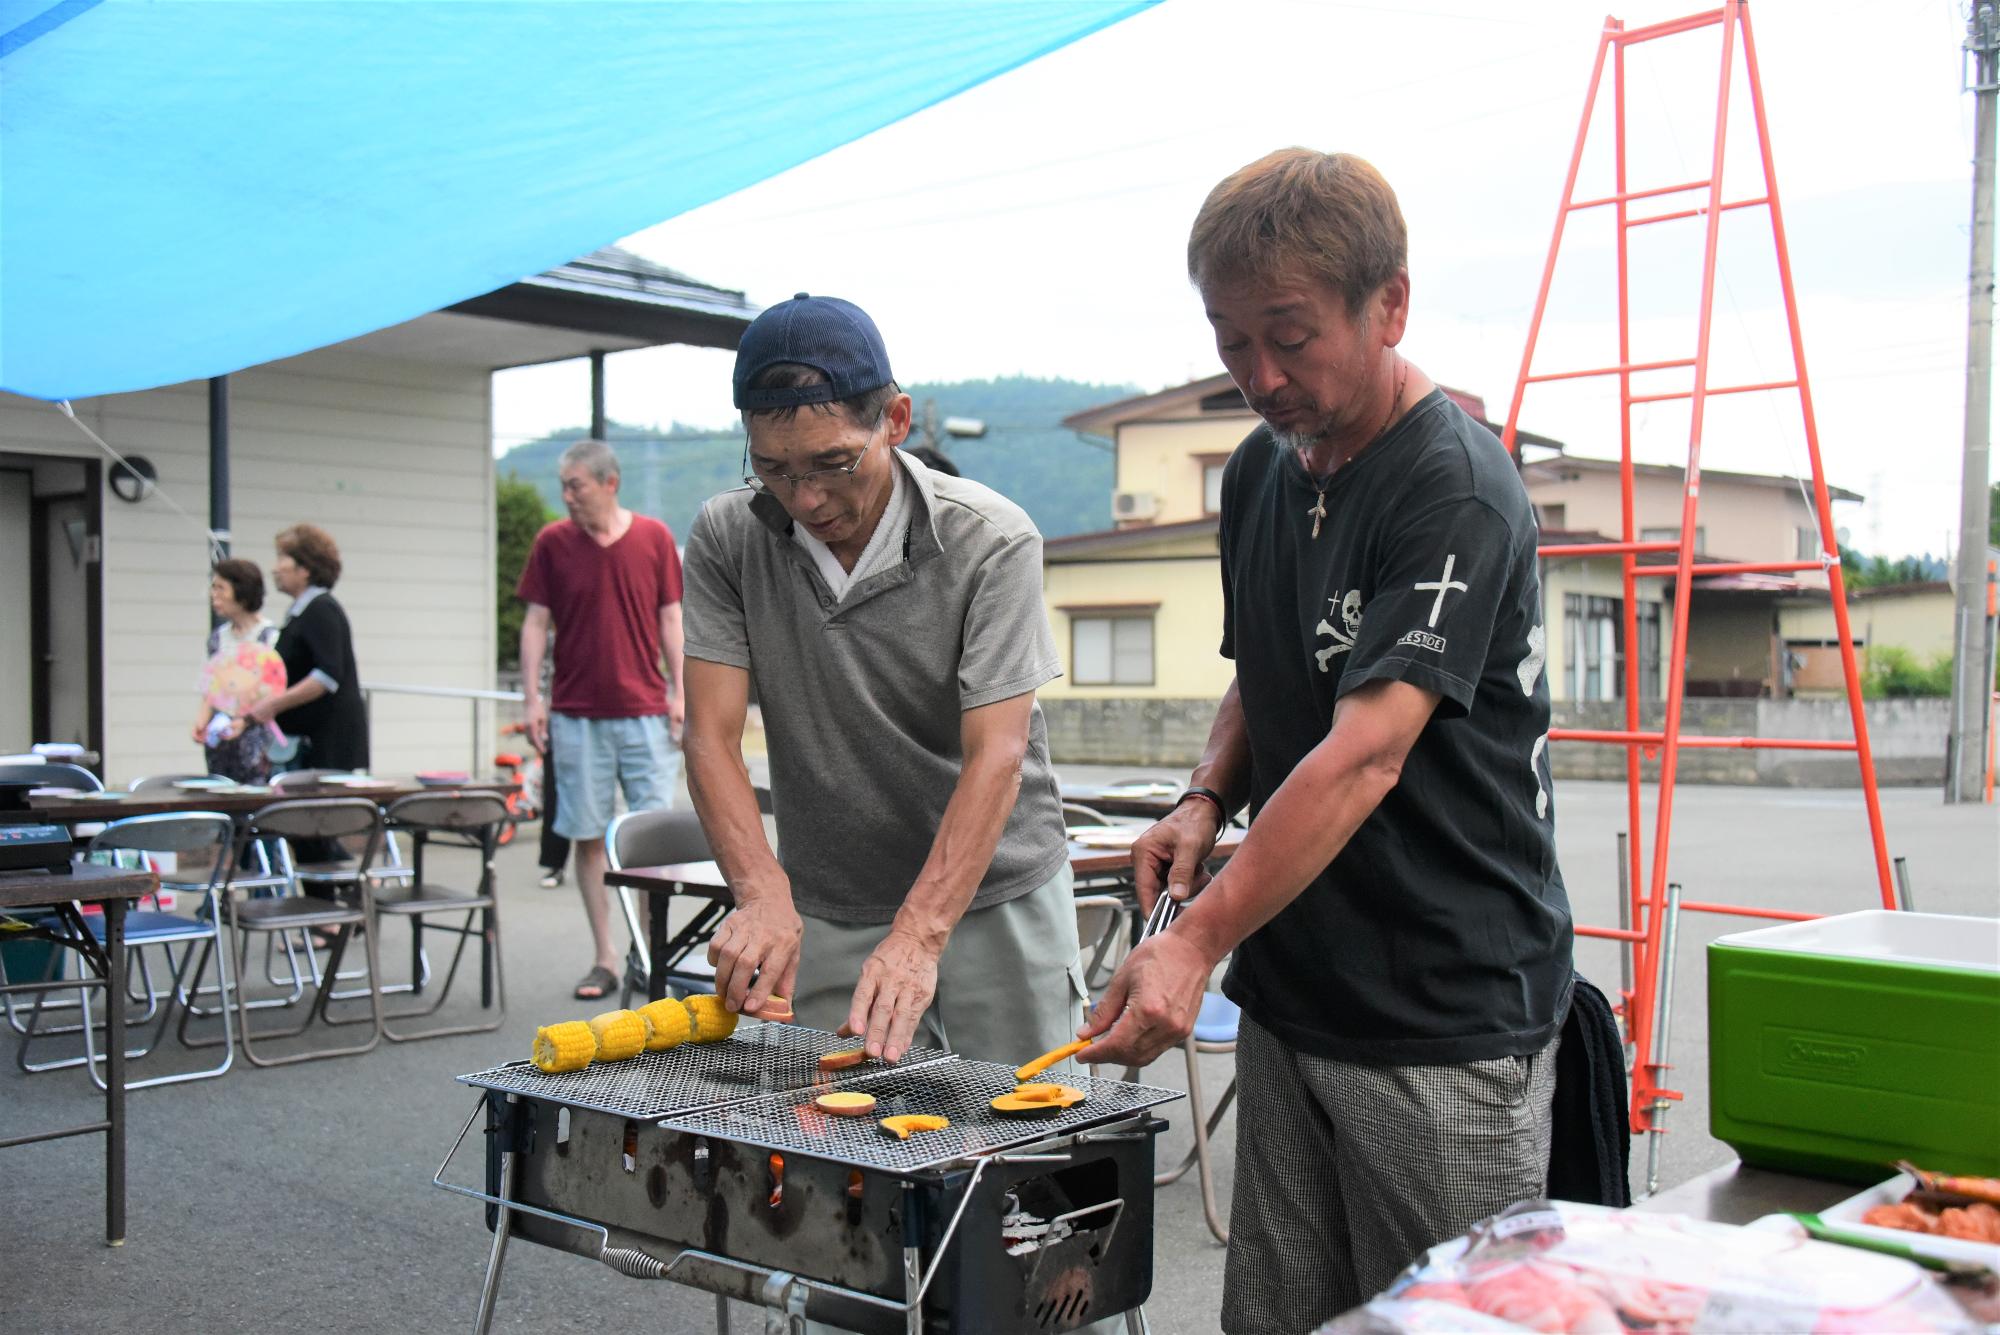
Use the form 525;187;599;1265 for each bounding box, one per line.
517;439;685;1000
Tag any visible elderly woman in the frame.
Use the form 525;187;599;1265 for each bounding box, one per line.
193;557;281;782
241;523;369;772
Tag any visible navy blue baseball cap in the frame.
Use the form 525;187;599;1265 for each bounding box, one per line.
732;293;895;411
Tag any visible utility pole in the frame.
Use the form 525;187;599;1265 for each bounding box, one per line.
1948;2;1999;802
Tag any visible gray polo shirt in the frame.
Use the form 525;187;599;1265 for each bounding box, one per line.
682;453;1069;924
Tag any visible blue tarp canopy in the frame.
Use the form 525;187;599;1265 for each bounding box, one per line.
0;0;1149;400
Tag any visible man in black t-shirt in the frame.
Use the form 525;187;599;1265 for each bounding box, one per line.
1077;150;1573;1332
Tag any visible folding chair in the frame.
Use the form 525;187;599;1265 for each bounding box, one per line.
0;761;102;791
16;812;240;1089
606;807;721;1009
1155;991;1239;1245
225;798;387;1065
1061;801;1112;832
1073;893;1129;994
362;792;508;1041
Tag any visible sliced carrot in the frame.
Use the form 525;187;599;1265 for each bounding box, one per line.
814;1091;877;1117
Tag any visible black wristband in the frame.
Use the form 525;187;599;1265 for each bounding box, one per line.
1176;785;1237;823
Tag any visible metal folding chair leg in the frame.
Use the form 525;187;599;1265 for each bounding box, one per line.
1151;1036;1231;1245
236;905;386;1066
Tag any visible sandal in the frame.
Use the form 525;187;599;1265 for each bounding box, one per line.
573;965;619;1001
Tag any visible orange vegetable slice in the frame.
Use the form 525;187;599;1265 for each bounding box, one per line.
879;1114;951;1139
1014;1039;1091;1082
748;995;794;1022
814;1091;878;1117
818;1048;868;1073
991;1085;1086;1117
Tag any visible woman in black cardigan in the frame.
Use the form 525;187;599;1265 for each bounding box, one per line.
241;523;369;772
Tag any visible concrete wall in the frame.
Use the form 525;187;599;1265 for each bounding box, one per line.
1044;693;1949;786
1548;698;1949;786
0;345;496;785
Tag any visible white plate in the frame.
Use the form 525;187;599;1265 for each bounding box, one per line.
174;777;233;790
1071;826;1143;848
58;790;128;801
326;777;396;790
1100;782;1177;797
1813;1173;2000;1269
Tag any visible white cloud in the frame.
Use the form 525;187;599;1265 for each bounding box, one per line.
496;0;1985;556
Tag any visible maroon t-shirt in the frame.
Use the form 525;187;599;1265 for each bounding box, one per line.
516;514;683;718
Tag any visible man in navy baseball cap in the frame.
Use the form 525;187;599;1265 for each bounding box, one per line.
677;294;1085;1091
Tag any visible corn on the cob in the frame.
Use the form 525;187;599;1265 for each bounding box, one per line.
682;994;739;1043
532;1021;595;1074
586;1008;647;1061
637;997;693;1052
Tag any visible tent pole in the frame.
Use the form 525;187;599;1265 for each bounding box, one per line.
589;350;607;440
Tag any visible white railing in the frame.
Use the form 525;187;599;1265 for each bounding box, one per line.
360;681;525;776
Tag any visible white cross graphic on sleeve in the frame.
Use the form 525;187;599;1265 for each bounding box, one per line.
1413;554;1469;628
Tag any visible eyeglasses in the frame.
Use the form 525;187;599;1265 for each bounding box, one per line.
741;421;880;493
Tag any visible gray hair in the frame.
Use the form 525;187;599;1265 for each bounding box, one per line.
558;438;620;483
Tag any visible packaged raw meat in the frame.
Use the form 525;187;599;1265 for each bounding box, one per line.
1315;1200;1979;1334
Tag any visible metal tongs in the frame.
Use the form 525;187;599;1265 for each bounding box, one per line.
1138;886;1180;943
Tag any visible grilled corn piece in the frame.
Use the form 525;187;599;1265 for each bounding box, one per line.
683;994;740;1043
586;1008;648;1061
532;1020;595;1074
637;997;694;1052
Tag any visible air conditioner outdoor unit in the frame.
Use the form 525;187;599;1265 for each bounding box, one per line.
1112;490;1157;521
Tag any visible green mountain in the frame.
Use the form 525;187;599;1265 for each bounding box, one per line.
496;375;1133;542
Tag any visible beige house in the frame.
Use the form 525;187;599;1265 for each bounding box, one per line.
0;248;753;785
1043;373;1867;757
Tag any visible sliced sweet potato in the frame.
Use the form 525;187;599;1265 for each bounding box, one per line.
1014;1039;1091;1082
818;1047;869;1073
814;1091;878;1117
879;1114;951;1139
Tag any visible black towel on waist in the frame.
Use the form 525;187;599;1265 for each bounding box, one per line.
1547;973;1632;1207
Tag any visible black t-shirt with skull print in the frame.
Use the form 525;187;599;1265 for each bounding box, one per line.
1216;388;1573;1065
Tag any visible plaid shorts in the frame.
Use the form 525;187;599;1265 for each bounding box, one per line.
1221;1016;1559;1335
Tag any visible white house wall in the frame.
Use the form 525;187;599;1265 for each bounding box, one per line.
0;345;496;785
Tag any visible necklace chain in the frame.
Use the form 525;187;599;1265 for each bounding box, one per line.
1307;361;1409;540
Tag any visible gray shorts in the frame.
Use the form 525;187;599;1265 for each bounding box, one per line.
1222;1016;1560;1335
548;712;679;841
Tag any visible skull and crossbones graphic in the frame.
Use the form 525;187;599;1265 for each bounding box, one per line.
1314;590;1363;672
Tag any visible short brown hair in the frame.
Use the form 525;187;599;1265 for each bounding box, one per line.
275;523;342;589
1187;148;1407;313
210;557;265;613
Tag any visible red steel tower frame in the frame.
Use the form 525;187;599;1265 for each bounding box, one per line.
1500;2;1898;1157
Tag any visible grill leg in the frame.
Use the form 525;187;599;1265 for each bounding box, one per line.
1123;1307;1152;1335
473;1147;516;1334
903;1246;922;1335
714;1292;729;1335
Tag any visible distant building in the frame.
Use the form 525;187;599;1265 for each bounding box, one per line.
1041;374;1867;761
0;247;756;782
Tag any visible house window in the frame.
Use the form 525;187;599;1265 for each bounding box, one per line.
1203;463;1225;514
1796;526;1821;560
1563;594;1663;700
1538;503;1566;530
1070;613;1155;686
1641;525;1706;552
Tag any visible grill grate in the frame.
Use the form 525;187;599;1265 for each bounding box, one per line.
653;1059;1183;1175
458;1024;952;1120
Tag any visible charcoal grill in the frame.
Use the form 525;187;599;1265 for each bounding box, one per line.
438;1022;1181;1334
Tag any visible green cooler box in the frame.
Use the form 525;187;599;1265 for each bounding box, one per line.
1709;909;2000;1182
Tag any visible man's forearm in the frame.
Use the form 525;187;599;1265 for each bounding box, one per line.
1187;678;1253;811
893;744;1021;952
1171;682;1436;969
519;608;548;706
658;604;685;694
